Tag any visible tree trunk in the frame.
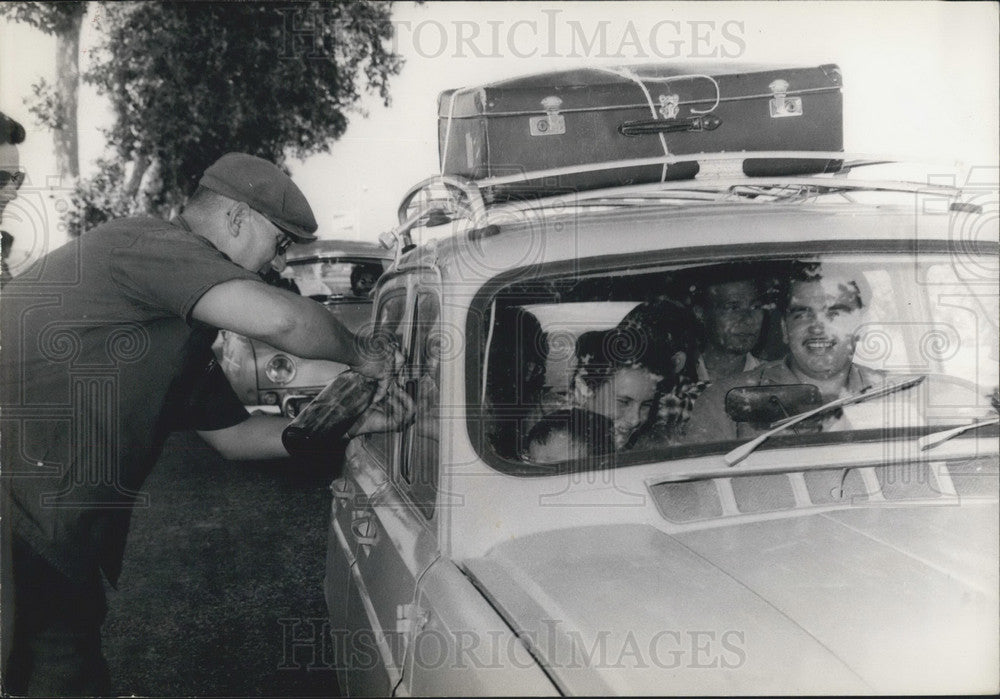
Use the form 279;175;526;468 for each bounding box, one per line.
135;157;163;215
54;10;83;180
124;154;151;199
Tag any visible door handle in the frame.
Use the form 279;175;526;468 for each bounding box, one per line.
350;515;378;546
330;479;355;515
330;479;354;501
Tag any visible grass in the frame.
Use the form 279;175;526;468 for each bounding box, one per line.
103;431;342;697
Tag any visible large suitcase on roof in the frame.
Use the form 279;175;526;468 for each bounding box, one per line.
438;64;843;200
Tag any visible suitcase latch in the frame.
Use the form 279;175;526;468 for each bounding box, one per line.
530;96;566;136
658;94;680;120
769;79;803;118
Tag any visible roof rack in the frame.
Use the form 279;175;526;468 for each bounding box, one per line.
379;175;489;265
377;152;974;261
469;150;968;187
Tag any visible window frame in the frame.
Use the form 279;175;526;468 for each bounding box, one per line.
398;284;442;519
464;238;993;476
362;285;408;468
369;267;443;519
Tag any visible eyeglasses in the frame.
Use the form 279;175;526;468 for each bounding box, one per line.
245;207;294;256
0;170;25;190
274;231;294;256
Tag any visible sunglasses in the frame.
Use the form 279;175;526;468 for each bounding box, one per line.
0;169;25;190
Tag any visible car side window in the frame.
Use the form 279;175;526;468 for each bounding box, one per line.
364;291;407;464
400;289;440;519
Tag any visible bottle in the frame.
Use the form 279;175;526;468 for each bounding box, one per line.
281;370;379;458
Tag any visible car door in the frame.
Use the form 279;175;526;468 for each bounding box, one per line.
339;271;443;696
326;281;406;695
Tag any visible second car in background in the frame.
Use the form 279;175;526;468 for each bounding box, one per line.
216;239;391;416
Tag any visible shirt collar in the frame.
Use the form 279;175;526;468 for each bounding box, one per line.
697;353;761;382
776;356;876;394
171;213;193;232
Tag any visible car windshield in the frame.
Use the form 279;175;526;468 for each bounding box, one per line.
475;250;999;473
283;258;385;299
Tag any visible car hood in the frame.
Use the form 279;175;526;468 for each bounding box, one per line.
463;503;998;695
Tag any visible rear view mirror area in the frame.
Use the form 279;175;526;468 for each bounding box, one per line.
725;384;823;424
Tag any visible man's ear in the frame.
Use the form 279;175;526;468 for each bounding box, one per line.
227;201;249;238
670;351;687;376
780;317;789;345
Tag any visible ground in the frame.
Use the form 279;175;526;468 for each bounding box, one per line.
103;431;342;697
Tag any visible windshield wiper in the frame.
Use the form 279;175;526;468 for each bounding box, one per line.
725;375;926;467
918;415;1000;451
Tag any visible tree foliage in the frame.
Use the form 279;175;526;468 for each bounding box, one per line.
27;79;66;131
0;1;85;35
60;1;402;234
1;1;86;178
65;158;135;235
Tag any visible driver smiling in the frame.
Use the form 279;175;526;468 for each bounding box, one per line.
683;263;888;443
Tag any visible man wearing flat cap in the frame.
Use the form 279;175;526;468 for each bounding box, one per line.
0;153;409;695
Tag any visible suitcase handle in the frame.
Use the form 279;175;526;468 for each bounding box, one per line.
619;114;721;136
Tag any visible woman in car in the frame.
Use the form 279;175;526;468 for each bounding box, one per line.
572;300;697;450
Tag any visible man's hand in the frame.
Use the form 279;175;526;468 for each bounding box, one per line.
351;330;402;382
347;383;415;437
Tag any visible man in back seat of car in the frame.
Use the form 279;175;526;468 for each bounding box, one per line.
683;263;884;443
691;273;767;382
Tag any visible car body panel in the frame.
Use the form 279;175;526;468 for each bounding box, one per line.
407;200;970;282
248;300;372;392
329;270;444;695
464;499;998;695
285;239;394;262
328;440;396;696
219;240;391;413
406;558;560;696
326;174;999;694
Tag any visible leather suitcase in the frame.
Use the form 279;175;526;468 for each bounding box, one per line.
438;64;843;200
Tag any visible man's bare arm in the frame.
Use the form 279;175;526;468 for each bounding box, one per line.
198;414;291;460
199;385;415;461
192;279;363;365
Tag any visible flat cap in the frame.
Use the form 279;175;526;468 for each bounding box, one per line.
200;153;317;241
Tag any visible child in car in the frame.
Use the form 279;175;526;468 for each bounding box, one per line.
525;408;615;465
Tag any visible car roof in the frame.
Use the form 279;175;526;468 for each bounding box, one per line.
286;238;392;263
398;196;995;281
388;157;996;272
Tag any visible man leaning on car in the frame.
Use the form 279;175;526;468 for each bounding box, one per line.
684;263;886;443
0;152;411;695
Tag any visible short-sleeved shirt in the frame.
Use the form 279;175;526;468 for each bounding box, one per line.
0;216;259;584
682;357;885;444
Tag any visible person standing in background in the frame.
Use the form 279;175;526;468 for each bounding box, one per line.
0;111;26;285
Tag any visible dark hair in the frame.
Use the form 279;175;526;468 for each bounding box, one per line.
689;265;771;309
574;299;700;391
527;408;614;459
0;112;26;146
483;304;549;459
486;304;547;406
350;263;383;295
780;260;867;313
